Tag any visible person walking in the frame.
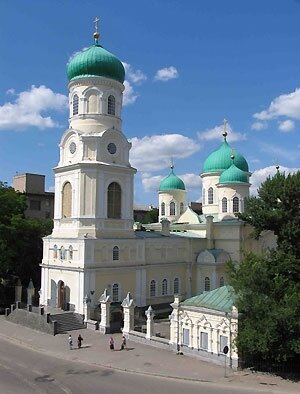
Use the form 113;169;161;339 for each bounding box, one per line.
121;334;127;350
109;336;114;351
68;334;73;350
77;334;83;349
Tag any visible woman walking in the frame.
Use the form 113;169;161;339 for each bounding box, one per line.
109;336;114;350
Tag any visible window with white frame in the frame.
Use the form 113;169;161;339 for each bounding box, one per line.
200;331;208;350
53;244;58;259
222;197;228;213
202;188;205;205
162;279;168;295
108;95;116;115
170;201;176;216
161;202;165;216
208;187;213;204
220;276;224;287
233;196;239;213
113;246;119;261
150;280;156;297
112;283;119;302
107;182;121;219
173;277;179;294
220;335;228;353
60;246;66;260
180;202;184;214
204;277;210;291
69;245;73;260
72;94;79;115
183;328;190;346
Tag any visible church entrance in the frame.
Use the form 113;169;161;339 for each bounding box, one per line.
110;304;123;333
57;280;65;309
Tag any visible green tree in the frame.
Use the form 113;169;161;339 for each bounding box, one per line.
0;182;53;287
142;208;159;224
228;171;300;367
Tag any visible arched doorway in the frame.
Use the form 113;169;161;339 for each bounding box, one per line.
57;280;65;309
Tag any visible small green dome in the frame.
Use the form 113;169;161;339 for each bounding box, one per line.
203;140;249;173
159;167;185;191
67;45;125;83
219;163;248;184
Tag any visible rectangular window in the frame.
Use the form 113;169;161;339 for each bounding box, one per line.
182;328;190;346
200;331;208;350
220;335;228;353
30;200;41;211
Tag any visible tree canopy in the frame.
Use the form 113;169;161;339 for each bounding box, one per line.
228;170;300;367
0;182;53;288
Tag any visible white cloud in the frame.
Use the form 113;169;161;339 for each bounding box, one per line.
123;80;138;105
142;172;201;193
254;88;300;121
251;121;267;131
154;66;178;82
142;174;164;192
180;173;201;189
250;165;300;195
197;123;246;142
122;62;147;84
130;134;201;172
278;119;295;132
0;85;68;130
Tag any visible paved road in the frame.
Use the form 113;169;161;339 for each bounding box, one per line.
0;337;273;394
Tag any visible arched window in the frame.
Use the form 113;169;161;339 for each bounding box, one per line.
222;197;228;213
72;94;79;115
170;201;176;216
180;202;184;214
220;277;224;287
62;182;72;218
204;277;210;291
208;187;213;204
112;283;119;302
161;202;165;216
233;197;239;213
69;245;73;260
53;244;58;259
113;246;119;261
150;280;156;297
107;182;121;219
174;278;179;294
202;188;206;205
87;92;98;113
108;95;116;115
60;246;66;260
162;279;168;295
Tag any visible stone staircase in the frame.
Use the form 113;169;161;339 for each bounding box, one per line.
50;312;86;334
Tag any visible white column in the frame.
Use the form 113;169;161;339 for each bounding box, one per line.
145;306;155;339
169;295;182;351
121;292;135;335
99;289;111;334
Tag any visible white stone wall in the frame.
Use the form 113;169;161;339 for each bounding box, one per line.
158;189;187;222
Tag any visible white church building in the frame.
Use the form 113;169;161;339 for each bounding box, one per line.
40;26;275;319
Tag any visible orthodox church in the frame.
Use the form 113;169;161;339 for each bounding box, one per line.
40;26;275;318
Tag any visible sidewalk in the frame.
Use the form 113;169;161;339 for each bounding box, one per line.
0;316;299;393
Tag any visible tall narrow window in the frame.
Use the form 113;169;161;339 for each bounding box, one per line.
107;182;121;219
87;92;98;113
208;187;213;204
200;332;208;350
222;197;228;213
69;245;73;260
170;201;176;216
72;94;79;115
220;276;224;287
180;202;184;214
113;246;119;261
233;197;239;213
183;328;190;346
161;202;165;216
202;188;206;205
53;244;58;259
174;277;179;294
150;280;156;297
62;182;72;218
60;246;66;260
108;95;115;115
112;283;119;302
220;335;228;353
204;277;210;291
162;279;168;295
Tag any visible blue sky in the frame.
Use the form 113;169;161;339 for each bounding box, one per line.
0;0;300;206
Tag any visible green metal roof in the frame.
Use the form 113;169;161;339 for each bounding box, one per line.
219;163;248;184
202;139;249;173
182;285;236;313
67;45;125;83
159;167;185;191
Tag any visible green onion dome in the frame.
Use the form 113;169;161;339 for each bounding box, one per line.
203;139;249;173
67;44;125;83
219;163;248;184
159;167;185;191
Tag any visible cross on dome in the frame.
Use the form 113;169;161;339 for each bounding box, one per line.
93;16;100;44
222;118;228;140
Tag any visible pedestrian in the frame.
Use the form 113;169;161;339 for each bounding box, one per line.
121;334;127;350
109;336;114;351
68;334;73;350
77;334;83;349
